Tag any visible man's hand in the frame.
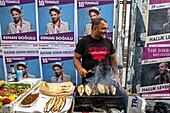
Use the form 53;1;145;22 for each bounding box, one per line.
78;68;87;77
113;76;121;85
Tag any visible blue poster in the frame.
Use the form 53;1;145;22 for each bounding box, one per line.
77;0;115;41
0;48;5;80
38;0;75;45
40;47;76;84
3;48;41;81
0;0;37;43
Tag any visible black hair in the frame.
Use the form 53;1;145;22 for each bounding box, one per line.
91;18;107;29
49;9;60;14
17;64;27;69
159;62;169;68
52;64;63;69
11;8;22;14
89;9;100;15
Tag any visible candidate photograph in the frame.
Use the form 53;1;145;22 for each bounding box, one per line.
38;4;74;35
41;60;76;84
141;62;170;86
147;7;170;36
0;4;36;35
78;4;114;38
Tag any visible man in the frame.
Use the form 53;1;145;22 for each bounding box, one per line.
8;5;32;34
74;18;127;112
46;6;70;35
50;62;71;83
16;62;35;78
84;7;101;36
74;18;119;84
153;62;170;85
163;8;170;34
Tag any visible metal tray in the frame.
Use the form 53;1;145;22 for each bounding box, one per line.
74;87;125;112
20;93;39;107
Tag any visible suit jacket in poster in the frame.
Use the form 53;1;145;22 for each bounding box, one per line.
45;19;70;35
7;19;32;34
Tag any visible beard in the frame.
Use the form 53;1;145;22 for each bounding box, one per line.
55;72;62;77
14;17;21;24
52;18;59;24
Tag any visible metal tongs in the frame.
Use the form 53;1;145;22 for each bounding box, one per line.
86;70;93;75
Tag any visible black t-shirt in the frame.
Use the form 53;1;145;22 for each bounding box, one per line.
75;35;115;71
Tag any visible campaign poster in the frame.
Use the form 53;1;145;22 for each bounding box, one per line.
0;0;37;46
0;22;1;44
0;48;5;80
3;48;41;81
77;0;115;41
149;0;170;5
38;0;75;46
40;46;76;84
140;47;170;98
145;1;170;46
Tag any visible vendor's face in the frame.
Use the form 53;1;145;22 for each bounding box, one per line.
11;10;22;23
17;66;27;74
89;12;99;22
50;11;59;23
95;20;108;39
53;66;62;75
167;9;170;21
158;63;167;74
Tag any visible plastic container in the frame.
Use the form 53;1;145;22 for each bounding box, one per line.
16;71;23;81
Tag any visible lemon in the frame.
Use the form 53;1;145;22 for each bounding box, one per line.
8;95;15;101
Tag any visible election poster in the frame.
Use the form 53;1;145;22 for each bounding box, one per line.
149;0;170;5
0;48;5;80
38;0;75;46
3;48;41;82
40;46;76;84
140;47;170;98
77;0;115;41
144;1;170;46
0;0;38;47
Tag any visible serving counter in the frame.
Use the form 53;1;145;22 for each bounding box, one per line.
12;80;74;113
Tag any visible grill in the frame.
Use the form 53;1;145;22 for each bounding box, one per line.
74;86;125;112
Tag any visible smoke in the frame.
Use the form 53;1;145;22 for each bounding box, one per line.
86;63;115;86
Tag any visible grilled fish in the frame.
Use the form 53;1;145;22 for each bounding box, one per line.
97;84;105;94
92;84;97;95
105;85;110;95
110;85;116;95
43;96;56;112
85;85;92;96
51;96;66;113
77;84;84;96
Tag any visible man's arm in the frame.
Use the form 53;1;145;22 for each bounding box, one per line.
110;53;118;77
73;52;87;77
110;53;120;84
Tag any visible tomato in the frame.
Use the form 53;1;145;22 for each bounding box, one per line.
17;89;24;94
8;89;17;93
1;98;12;104
0;90;5;96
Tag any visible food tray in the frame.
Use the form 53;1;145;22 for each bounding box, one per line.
20;93;39;107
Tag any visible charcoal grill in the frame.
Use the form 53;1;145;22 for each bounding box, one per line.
74;86;125;112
